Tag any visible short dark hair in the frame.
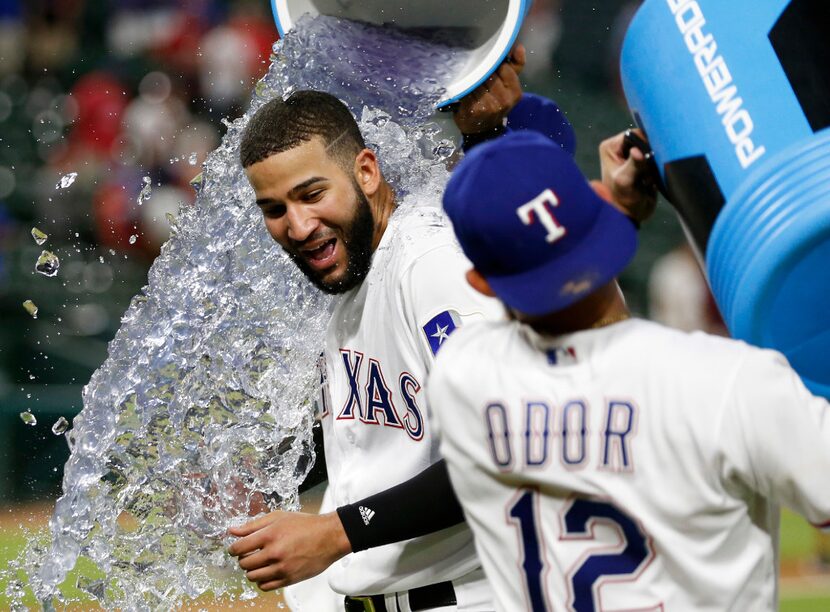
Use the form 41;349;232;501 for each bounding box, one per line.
240;90;366;169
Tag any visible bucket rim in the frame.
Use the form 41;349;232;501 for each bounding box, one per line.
268;0;529;108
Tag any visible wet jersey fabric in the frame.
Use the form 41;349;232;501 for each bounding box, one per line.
320;204;502;595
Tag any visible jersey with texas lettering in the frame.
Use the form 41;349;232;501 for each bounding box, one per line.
428;318;830;612
319;204;502;596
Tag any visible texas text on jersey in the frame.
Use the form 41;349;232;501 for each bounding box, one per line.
319;203;502;596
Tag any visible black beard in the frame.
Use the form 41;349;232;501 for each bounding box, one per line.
288;185;376;295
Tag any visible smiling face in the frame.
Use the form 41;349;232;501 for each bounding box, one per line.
244;137;377;294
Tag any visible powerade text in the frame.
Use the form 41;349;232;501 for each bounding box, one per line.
668;0;767;169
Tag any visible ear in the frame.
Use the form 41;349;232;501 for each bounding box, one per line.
589;179;614;204
466;269;497;297
354;148;381;197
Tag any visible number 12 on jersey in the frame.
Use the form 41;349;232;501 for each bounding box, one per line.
508;490;656;612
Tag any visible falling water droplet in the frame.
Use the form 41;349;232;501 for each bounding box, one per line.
56;172;78;189
19;411;36;426
137;176;152;205
189;172;203;194
22;300;38;318
128;234;138;245
52;417;70;435
188;152;198;165
31;227;48;245
35;250;60;277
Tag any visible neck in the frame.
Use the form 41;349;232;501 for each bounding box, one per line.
517;282;629;336
370;180;397;251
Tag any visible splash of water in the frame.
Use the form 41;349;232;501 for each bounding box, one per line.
137;176;152;206
8;15;469;610
56;172;77;190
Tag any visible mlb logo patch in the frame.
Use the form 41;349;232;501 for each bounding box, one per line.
423;310;461;355
546;346;577;366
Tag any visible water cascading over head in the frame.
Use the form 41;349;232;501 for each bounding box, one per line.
270;0;529;108
6;15;470;610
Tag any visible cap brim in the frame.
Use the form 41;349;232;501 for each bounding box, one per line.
485;204;638;316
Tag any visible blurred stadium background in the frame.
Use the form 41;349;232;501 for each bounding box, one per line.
0;0;826;608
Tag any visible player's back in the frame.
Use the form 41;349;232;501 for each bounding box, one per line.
428;318;830;611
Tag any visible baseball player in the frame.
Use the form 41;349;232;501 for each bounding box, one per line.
429;130;830;611
227;53;527;609
225;70;656;607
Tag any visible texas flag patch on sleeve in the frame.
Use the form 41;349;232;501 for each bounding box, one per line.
422;310;461;355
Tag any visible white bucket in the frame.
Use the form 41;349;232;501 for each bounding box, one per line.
270;0;529;108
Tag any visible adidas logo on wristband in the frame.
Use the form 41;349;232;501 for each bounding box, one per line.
359;505;375;526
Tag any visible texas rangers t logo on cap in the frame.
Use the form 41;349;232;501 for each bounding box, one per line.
517;188;567;243
423;310;460;355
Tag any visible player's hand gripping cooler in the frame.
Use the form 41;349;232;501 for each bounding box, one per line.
621;0;830;398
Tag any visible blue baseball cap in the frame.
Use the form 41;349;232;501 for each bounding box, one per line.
443;130;638;316
506;93;577;157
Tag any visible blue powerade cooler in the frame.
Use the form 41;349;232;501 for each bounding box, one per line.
621;0;830;398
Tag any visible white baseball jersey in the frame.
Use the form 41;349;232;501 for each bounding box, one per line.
428;318;830;611
318;204;503;596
